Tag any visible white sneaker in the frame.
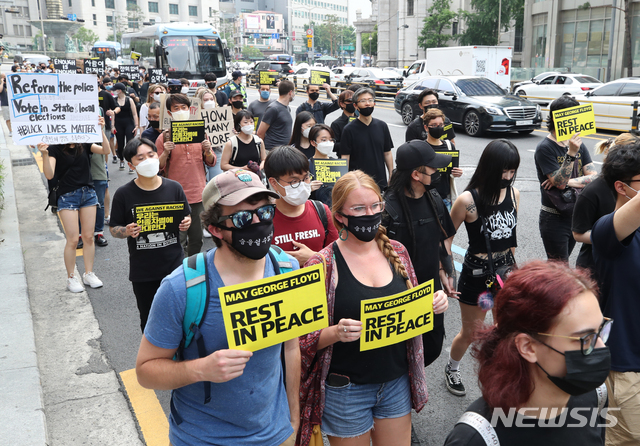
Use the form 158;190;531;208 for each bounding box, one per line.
104;215;110;225
203;228;212;238
82;272;104;289
67;275;85;293
8;132;12;137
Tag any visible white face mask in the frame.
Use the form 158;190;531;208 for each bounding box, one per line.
302;127;311;139
203;100;215;109
181;86;189;94
171;109;190;121
135;158;160;178
278;181;311;206
241;124;254;135
153;93;161;102
316;141;334;155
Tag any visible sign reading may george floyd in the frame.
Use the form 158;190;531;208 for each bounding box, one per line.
552;103;597;142
219;264;328;351
7;73;101;146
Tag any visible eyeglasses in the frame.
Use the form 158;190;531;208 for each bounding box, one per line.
218;204;276;229
342;201;385;216
537;317;613;356
357;98;375;105
276;174;313;189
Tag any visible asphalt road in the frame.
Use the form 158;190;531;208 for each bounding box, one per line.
78;86;612;446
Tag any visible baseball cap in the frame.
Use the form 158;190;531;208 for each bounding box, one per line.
202;169;279;210
229;89;244;98
112;82;127;92
232;70;243;80
395;140;451;170
168;79;181;86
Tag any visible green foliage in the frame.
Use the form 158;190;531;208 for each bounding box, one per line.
304;18;355;57
242;45;264;60
458;0;524;46
361;25;378;56
419;0;459;50
107;33;123;43
73;27;100;47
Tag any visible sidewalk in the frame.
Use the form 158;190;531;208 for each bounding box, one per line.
0;127;143;445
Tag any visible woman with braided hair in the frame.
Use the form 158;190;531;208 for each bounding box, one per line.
297;170;449;446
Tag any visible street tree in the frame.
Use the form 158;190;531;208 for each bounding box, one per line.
458;0;524;46
242;45;264;61
361;25;378;57
419;0;460;49
73;27;100;49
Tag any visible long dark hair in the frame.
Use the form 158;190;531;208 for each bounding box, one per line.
61;143;84;156
465;139;520;213
289;111;316;148
387;168;420;255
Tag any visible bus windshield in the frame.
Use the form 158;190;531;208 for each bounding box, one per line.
161;36;226;79
92;46;117;60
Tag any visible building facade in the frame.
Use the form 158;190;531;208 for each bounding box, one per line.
233;10;285;56
1;0;38;52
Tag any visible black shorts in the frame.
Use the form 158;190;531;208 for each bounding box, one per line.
457;252;515;306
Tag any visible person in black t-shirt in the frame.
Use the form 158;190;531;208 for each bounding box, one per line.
405;89;456;144
341;87;394;190
38;118;112;293
447;139;520;397
330;89;357;158
289;111;316;159
444;261;610;446
109;138;191;331
534;96;597;262
220;110;266;171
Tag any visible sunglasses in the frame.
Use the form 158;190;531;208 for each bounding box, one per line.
217;204;276;229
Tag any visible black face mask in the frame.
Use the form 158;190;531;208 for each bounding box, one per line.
148;120;160;129
218;221;274;260
309;92;320;101
358;106;374;117
500;178;513;189
428;126;445;139
345;103;356;113
232;100;244;109
340;212;381;242
207;82;216;89
421;171;441;191
537;345;611;396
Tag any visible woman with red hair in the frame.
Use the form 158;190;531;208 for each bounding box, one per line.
444;261;612;445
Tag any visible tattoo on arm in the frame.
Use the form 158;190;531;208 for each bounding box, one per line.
465;202;476;213
110;226;128;239
549;157;574;187
582;163;597;176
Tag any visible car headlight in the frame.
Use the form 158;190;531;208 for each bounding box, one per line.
536;104;541;115
484;106;504;116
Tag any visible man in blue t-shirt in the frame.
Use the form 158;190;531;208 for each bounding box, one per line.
136;169;300;446
591;142;640;445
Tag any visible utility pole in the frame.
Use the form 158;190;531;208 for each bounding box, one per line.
606;0;617;82
112;10;116;41
37;0;46;56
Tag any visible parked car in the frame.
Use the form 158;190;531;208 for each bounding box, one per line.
511;71;562;93
330;66;358;92
342;68;404;96
394;75;542;136
286;66;332;90
383;67;406;78
574;77;640;132
514;73;602;104
247;61;294;86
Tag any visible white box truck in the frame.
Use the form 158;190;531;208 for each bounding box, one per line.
421;46;513;91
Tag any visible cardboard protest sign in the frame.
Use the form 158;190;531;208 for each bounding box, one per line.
360;280;434;352
201;106;234;146
219;264;329;351
259;71;279;85
434;150;459;174
131;202;185;250
130;51;142;61
83;59;105;75
310;70;330;86
7;73;101;145
149;68;167;84
53;58;77;74
171;120;206;144
119;64;141;81
552;103;596;142
310;159;348;184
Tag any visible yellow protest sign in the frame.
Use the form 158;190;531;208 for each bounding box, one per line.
310;159;348;184
133;202;185;234
434;150;459;174
259;71;278;85
219;264;329;351
310;70;330;86
131;51;141;61
360;280;434;352
552;103;596;142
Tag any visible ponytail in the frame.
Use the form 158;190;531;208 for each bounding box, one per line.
376;226;412;290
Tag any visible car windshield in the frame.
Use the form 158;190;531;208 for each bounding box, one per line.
162;36;226;79
574;76;601;84
273;63;291;72
456;78;505;96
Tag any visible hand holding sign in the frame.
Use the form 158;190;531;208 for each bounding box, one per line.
567;132;582;157
336;318;363;343
198;349;253;383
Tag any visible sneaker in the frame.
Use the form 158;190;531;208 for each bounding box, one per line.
203;228;212;238
67;275;85;293
112;156;118;164
129;167;134;174
82;271;104;289
95;234;108;247
445;363;466;396
104;215;110;225
76;237;83;250
119;161;125;170
8;131;12;137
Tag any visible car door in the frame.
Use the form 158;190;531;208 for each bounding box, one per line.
436;78;463;123
611;82;640;131
528;75;557;102
584;82;624;128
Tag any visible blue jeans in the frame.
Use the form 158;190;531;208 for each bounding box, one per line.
205;148;223;181
57;186;98;211
93;180;108;233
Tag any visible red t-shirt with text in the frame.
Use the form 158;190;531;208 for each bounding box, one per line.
272;201;338;252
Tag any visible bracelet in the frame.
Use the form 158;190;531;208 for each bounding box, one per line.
565;153;577;162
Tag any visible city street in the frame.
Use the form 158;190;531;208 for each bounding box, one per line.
33;86;611;445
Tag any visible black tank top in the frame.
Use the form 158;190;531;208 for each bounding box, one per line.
117;96;134;121
329;243;409;384
465;187;518;254
231;136;261;167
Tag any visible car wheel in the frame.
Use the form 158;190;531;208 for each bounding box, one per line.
401;102;415;125
518;129;534;135
516;89;526;97
464;110;484;136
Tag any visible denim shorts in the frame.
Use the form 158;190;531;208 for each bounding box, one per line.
458;252;515;306
57;186;98;211
321;373;411;438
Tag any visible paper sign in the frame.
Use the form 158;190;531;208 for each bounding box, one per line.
119;64;141;81
360;280;434;352
259;71;279;85
53;58;77;74
131;202;185;250
83;59;105;75
219;264;329;351
310;70;330;86
158;93;171;131
149;68;167;84
201;106;234;146
434;150;459;174
131;51;142;61
310;159;348;184
7;73;101;145
171;120;206;144
552;103;596;142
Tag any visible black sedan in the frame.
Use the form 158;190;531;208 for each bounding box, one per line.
394;76;542;136
341;68;404;96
